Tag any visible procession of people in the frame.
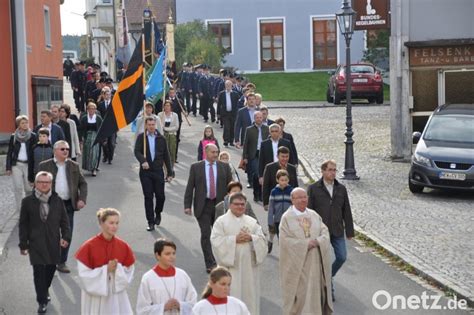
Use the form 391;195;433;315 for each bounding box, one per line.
8;61;356;315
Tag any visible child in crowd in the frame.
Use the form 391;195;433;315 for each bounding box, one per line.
218;151;240;182
31;128;53;177
136;238;197;315
192;267;250;315
198;125;219;161
267;169;294;254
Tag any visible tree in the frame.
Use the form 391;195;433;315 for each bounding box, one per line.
362;29;389;70
175;20;225;70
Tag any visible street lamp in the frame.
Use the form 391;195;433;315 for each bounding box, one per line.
336;0;359;180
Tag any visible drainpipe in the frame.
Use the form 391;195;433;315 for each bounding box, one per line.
10;0;20;117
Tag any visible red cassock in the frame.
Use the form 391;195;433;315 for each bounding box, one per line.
75;233;135;269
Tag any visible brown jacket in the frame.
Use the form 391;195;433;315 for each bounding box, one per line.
38;159;88;210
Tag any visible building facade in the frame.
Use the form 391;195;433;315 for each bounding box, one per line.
177;0;366;72
0;0;63;144
390;0;474;159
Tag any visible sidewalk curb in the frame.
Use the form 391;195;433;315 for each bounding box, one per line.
0;210;19;263
298;158;474;307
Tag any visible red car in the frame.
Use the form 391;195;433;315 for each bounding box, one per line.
326;63;384;105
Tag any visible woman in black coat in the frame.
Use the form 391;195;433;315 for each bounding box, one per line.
18;171;70;313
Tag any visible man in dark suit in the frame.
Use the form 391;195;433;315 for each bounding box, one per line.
217;80;240;147
70;61;87;112
97;87;116;164
234;92;258;148
198;65;215;122
34;110;65;146
134;117;174;231
307;159;354;301
275;117;299;167
19;171;71;314
242;111;269;202
179;63;193;113
259;105;274;126
38;140;88;273
190;63;200;116
258;124;295;183
262;146;298;208
184;143;233;273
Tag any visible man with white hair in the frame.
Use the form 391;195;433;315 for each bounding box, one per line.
279;188;333;315
19;171;71;313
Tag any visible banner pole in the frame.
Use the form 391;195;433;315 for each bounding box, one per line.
142;32;147;158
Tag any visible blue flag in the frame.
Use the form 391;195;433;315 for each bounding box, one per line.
145;48;166;98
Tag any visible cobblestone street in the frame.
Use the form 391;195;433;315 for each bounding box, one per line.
269;104;474;301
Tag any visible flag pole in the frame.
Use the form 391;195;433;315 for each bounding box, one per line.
142;32;147;158
161;48;167;113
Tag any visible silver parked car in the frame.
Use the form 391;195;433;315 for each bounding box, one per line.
409;104;474;193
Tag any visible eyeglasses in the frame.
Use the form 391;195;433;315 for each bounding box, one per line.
59;148;70;151
231;202;246;207
37;181;52;184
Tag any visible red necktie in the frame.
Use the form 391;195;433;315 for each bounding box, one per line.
209;163;216;200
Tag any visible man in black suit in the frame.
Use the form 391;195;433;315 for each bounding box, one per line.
262;146;298;208
198;65;214;122
234;93;258;149
184;143;233;272
242;111;269;202
275;117;299;167
70;61;87;112
259;105;274;126
134;117;174;231
217;80;240;147
97;87;116;164
258;123;295;184
34;110;65;146
190;63;200;116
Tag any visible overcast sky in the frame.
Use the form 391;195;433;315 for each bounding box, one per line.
60;1;87;35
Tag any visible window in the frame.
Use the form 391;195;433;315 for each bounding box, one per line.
313;19;337;69
44;6;51;48
259;19;284;71
208;21;232;54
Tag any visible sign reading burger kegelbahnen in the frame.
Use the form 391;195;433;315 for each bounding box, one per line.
353;0;390;30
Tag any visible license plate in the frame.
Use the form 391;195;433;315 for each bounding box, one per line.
439;172;466;181
353;78;368;83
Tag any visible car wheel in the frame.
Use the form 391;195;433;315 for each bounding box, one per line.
408;178;424;193
334;90;341;105
326;88;334;103
368;97;376;104
376;90;384;104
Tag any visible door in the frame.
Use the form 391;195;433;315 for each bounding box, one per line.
313;19;337;69
260;20;284;71
443;70;474;104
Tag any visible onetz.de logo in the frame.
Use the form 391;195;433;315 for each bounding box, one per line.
372;290;468;311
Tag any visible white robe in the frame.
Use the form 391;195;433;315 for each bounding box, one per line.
136;267;198;315
192;296;250;315
210;211;267;315
77;261;134;315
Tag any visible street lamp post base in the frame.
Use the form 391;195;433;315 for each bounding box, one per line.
341;171;360;180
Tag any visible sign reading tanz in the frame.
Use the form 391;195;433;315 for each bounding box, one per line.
409;45;474;67
353;0;390;30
